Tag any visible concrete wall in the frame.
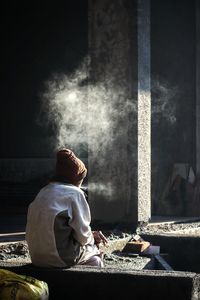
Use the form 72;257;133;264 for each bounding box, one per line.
88;0;138;224
151;0;196;216
1;0;198;222
88;0;198;222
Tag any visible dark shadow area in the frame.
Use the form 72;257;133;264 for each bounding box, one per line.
0;1;88;158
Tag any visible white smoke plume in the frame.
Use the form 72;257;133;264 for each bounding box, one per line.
38;58;135;154
38;61;177;154
151;79;177;124
37;58;135;199
83;182;113;198
37;60;177;200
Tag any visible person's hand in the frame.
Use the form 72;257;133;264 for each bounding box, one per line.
92;231;108;247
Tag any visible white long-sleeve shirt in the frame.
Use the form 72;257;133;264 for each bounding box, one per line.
25;182;99;267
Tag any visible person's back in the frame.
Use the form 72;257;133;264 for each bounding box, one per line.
26;149;105;268
26;182;96;267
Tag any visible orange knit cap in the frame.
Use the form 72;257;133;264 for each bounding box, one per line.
55;149;87;184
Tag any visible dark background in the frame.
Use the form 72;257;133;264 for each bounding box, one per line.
0;1;88;158
0;1;197;218
151;0;196;215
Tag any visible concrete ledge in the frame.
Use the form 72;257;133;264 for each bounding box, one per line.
1;263;199;300
141;233;200;273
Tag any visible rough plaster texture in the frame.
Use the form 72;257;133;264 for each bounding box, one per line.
88;0;137;223
137;0;151;222
88;0;151;224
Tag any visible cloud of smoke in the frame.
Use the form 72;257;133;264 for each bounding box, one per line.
151;79;177;124
37;59;177;200
38;58;135;154
37;59;135;199
87;182;113;198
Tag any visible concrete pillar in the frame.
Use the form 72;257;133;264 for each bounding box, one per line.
88;0;151;226
196;0;200;175
88;0;137;225
137;0;151;222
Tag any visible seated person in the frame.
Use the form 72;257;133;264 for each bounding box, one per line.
26;148;107;268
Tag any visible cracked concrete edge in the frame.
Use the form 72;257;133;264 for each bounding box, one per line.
69;265;198;278
192;274;200;300
99;236;132;254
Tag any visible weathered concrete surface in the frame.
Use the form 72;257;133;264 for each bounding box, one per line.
88;0;137;224
99;236;131;254
1;264;199;300
137;0;151;223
